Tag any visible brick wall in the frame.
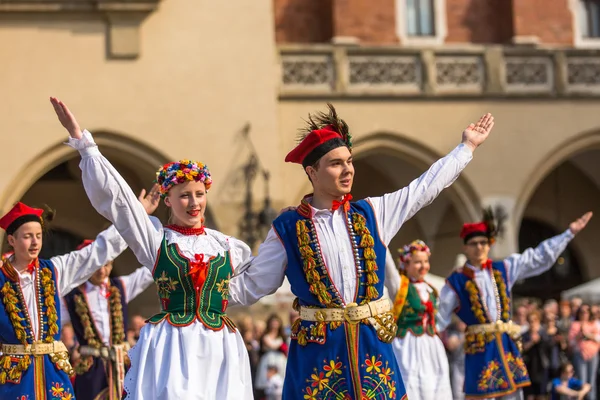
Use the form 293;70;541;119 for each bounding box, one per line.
274;0;575;46
274;0;333;43
331;0;398;43
446;0;514;43
511;0;573;45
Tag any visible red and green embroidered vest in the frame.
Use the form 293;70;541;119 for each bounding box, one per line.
395;281;438;338
148;237;236;331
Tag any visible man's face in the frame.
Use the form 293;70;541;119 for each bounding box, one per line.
463;236;490;266
306;146;354;199
7;222;43;263
89;262;113;286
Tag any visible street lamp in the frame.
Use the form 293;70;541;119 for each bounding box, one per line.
238;128;277;249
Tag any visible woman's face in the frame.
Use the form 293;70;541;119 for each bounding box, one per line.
404;251;430;280
164;181;207;228
268;318;281;332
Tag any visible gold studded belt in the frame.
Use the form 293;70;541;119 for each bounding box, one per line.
467;320;522;338
299;298;392;324
79;343;130;361
1;340;68;355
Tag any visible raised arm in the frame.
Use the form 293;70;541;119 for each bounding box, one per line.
118;267;155;304
228;228;287;307
436;283;459;332
368;114;494;245
52;224;127;295
51;97;163;269
505;212;592;289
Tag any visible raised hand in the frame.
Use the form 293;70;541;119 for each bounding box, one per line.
50;97;83;139
569;211;593;235
138;184;161;215
462;113;494;152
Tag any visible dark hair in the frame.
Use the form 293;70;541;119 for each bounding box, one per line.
559;362;573;375
575;304;591;321
262;314;287;345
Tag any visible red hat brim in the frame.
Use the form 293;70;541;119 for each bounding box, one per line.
285;128;343;165
0;202;44;232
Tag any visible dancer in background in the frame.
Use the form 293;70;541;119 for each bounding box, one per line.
388;240;452;400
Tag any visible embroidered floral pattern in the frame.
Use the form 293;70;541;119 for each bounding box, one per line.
506;353;529;381
49;382;74;399
156;271;179;310
477;360;509;392
302;356;398;399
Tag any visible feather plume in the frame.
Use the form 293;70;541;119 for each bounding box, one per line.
297;103;353;148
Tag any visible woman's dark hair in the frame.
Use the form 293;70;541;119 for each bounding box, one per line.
575;304;591;321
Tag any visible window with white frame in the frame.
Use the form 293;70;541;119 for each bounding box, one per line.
578;0;600;38
406;0;436;36
397;0;446;45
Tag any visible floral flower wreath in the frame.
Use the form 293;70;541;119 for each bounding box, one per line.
155;159;212;198
397;239;431;269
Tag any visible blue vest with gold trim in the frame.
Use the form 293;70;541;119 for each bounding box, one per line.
446;261;530;397
0;258;75;400
273;199;406;400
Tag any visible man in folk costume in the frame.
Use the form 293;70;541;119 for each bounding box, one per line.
61;186;158;400
437;209;593;400
229;104;495;399
0;202;128;399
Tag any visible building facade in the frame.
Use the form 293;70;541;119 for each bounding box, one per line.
1;0;600;316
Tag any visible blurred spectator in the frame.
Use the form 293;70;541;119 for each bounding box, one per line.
550;362;591;400
569;304;599;400
264;365;283;400
127;314;146;347
522;310;551;400
255;315;288;395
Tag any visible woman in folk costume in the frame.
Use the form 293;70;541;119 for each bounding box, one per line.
388;240;452;400
61;187;157;400
0;202;127;400
437;209;593;400
50;97;253;399
228;103;495;400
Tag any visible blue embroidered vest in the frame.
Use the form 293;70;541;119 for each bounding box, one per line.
63;277;128;400
446;261;530;397
0;258;75;400
272;198;406;400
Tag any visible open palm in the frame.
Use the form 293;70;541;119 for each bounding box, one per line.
569;211;593;235
50;97;82;139
462;113;494;151
138;184;161;215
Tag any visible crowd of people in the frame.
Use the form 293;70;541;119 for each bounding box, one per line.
441;296;599;400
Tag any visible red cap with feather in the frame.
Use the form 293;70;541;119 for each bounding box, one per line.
286;104;353;168
0;202;44;235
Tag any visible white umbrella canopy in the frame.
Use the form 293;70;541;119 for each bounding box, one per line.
561;277;600;303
